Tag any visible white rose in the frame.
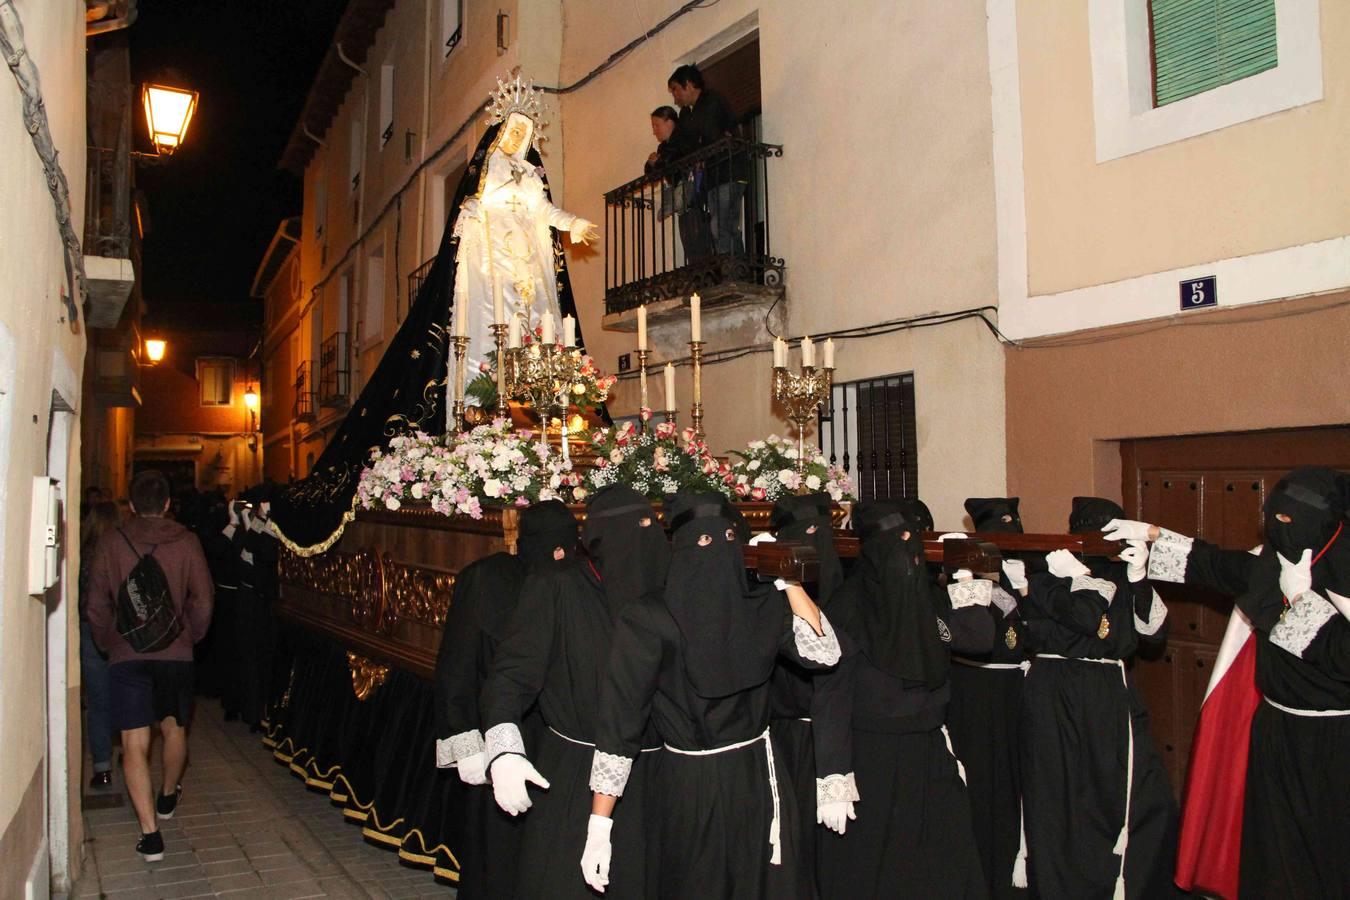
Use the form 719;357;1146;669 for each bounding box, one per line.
805;475;821;491
778;469;795;486
483;478;504;498
749;459;761;471
385;496;402;511
411;483;425;500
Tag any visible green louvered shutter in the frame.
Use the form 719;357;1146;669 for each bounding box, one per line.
1151;0;1278;107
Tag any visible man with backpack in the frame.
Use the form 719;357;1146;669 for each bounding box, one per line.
87;469;214;862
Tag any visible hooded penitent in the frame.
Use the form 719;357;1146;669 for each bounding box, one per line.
582;485;670;613
965;496;1023;534
838;500;948;689
663;491;783;699
896;498;935;535
770;492;843;604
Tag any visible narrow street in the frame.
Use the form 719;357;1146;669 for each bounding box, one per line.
72;700;452;899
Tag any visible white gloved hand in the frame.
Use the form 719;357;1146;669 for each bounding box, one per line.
817;799;857;835
952;568;974;582
489;754;550;816
1119;540;1149;583
580;814;613;892
1327;590;1350;622
569;219;599;245
1101;519;1154;542
937;532;968;541
1046;549;1091;580
456;751;487;786
1001;558;1028;592
1278;548;1313;602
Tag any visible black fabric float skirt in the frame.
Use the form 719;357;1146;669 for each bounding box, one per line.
816;710;985;900
507;725;652;899
1020;655;1178;900
1240;700;1350;900
946;659;1028;899
770;717;817;889
650;729;813;900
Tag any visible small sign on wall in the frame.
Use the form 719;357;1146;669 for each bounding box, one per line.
617;353;631;373
1180;276;1217;311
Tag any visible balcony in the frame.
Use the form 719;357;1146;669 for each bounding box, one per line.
84;81;138;329
319;333;350;407
602;136;784;317
294;359;317;421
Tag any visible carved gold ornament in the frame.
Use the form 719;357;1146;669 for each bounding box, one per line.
347;652;389;701
1005;625;1018;650
1097;614;1111;640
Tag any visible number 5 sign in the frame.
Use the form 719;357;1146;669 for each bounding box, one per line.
1180;276;1217;311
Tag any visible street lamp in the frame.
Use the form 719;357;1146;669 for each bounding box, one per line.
243;385;260;412
144;338;166;364
141;83;198;156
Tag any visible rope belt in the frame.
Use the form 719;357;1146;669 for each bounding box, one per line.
938;724;967;785
952;656;1030;672
664;728;782;866
1034;654;1131;899
548;726;661;752
1263;697;1350;717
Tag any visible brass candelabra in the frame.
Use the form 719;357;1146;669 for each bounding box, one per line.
490;323;511;417
689;341;705;440
504;342;585;461
449;335;470;430
772;363;834;480
635;348;651;433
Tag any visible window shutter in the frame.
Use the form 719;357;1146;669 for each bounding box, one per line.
1151;0;1278;107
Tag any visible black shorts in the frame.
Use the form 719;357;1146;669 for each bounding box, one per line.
109;660;195;732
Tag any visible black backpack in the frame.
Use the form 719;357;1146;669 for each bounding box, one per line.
115;529;182;653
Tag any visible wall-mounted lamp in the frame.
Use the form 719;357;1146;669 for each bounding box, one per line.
496;11;510;55
243;385;260;412
142;82;199;156
144;338;167;364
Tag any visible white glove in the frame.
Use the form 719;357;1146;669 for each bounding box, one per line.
456;751;487;786
1001;558;1028;592
1328;590;1350;622
569;219;599;245
952;568;974;582
1046;549;1090;580
1278;548;1313;602
937;532;968;541
1119;540;1149;583
489;754;550;816
817;799;857;835
580;814;613;892
1101;519;1154;542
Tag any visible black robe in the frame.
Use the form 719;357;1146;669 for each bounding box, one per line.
1018;568;1178;900
480;562;654;899
237;519;280;727
594;594;842;900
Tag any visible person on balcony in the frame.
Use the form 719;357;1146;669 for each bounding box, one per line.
668;64;747;260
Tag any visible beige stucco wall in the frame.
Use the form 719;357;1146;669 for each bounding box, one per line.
558;0;1007;523
0;0;88;892
1016;0;1350;296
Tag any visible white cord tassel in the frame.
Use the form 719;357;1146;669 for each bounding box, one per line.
939;725;967;784
1113;662;1134;899
1011;798;1029;888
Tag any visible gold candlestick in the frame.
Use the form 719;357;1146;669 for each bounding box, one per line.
689;340;705;440
490;323;511;417
772;363;834;483
636;348;651;432
450;335;470;431
663;409;677;425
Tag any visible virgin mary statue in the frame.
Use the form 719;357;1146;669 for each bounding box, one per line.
269;76;597;556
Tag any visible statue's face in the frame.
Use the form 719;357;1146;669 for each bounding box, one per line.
499;114;532;155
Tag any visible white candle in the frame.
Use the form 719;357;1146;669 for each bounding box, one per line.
508;314;521;349
541;313;555;345
800;336;815;368
563;315;576;348
823;338;835;369
773;337;787;368
453;300;466;337
492;284;505;326
637;305;648;351
689;293;701;343
664;363;676;411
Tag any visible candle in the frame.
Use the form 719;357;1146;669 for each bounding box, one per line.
637;305;648;351
664;363;676;410
773;337;787;368
508;314;521;348
563;314;576;348
492;283;505;326
823;338;835;369
541;313;555;345
801;336;815;368
453;300;466;337
689;293;701;343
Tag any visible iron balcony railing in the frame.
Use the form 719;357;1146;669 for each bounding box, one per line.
294;360;317;420
603;136;783;314
408;256;435;307
319;333;350;407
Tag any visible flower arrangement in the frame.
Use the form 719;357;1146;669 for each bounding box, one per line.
585;420;733;500
726;434;855;502
464;326;616;417
355;420;581;518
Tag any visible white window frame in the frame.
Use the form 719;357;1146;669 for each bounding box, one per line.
196;357;236;407
362;245;386;348
441;0;463;57
379;63;395;148
1088;0;1323;163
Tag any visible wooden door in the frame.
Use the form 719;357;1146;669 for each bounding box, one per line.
1121;426;1350;798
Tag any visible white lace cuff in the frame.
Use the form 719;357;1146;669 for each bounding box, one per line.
436;739;455;768
793;612;841;666
948;579;993;609
1270;591;1338;659
991;586;1019;617
484;722;526;765
440;729;484;765
817;772;860;805
1134;590;1168;636
1147;529;1193;584
589;750;634;797
1071;575;1118;604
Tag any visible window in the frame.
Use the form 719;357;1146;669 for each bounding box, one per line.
441;0;462;56
379;63;395;147
349;115;363;192
197;358;235;407
363;246;386;344
818;374;918;502
313;172;327;239
1150;0;1278;107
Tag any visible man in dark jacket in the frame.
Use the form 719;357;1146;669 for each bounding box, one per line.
668;64;746;258
87;469;214;862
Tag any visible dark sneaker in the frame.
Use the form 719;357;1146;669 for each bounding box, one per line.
89;771;112;789
155;785;181;820
136;830;164;862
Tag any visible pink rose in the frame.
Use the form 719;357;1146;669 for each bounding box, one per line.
735;483;750;497
751;487;766;500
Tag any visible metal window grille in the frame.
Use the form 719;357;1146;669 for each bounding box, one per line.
818;374;918;501
294;360;317;420
319;333;350;407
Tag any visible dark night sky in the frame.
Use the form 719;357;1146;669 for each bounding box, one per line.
127;1;347;319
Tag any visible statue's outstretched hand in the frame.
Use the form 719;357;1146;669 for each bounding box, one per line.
570;219;599;245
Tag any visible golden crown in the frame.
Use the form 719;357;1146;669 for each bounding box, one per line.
485;75;548;147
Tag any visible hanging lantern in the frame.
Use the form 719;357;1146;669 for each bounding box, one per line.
141;83;198;155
